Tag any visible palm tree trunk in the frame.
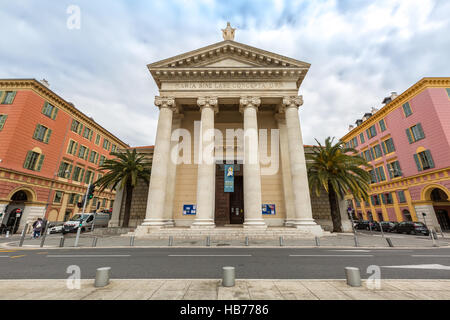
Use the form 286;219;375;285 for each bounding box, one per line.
123;182;133;228
328;181;342;233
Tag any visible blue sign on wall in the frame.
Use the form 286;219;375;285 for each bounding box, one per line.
224;164;234;193
183;204;197;215
262;204;276;215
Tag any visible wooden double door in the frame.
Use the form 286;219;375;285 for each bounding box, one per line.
215;166;244;225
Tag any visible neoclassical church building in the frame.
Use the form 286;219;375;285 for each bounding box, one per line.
111;24;352;236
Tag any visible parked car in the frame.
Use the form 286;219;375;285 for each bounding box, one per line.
47;223;64;234
374;221;397;232
62;213;111;234
395;221;430;236
354;220;370;230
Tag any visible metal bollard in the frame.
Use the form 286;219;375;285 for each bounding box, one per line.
168;236;173;247
94;267;111;287
92;237;98;247
19;224;28;247
245;236;249;246
279;236;284;246
386;237;394;247
222;266;235;287
345;267;361;287
59;235;65;247
40;224;49;248
354;234;359;247
130;235;135;246
430;230;439;247
206;236;211;247
5;231;10;238
315;236;320;247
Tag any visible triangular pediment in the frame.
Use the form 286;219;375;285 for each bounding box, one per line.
200;58;258;68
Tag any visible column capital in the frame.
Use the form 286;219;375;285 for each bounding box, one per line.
280;96;303;112
197;96;218;113
155;96;177;112
239;96;261;113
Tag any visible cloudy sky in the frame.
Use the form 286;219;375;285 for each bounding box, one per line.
2;0;449;146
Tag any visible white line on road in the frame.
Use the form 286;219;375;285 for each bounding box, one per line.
411;255;450;258
289;255;374;257
0;256;10;258
168;255;252;257
382;264;450;270
47;255;131;258
330;250;371;252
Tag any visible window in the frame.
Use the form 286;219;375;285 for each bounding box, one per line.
446;88;450;98
414;150;435;171
387;161;402;178
1;91;16;104
84;170;94;184
363;149;372;162
382;193;393;205
366;125;377;140
33;124;52;143
71;119;83;134
368;170;378;184
89;150;98;164
379;119;386;132
373;144;383;158
402;102;412;117
67;140;78;155
42;102;58;120
103;138;111;151
102;198;106;207
375;166;386;182
111;144;117;153
359;133;365;144
54;191;63;204
83;127;93;140
382;138;395;154
397;190;406;203
69;193;80;205
57;161;73;178
95;134;101;145
23;151;45;171
371;195;381;206
72;166;85;182
406;123;425;143
99;155;106;166
92;197;98;207
0;114;7;131
78;145;88;159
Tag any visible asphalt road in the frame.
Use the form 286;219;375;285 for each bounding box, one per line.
1;247;449;280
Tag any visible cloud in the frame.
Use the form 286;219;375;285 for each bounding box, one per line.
1;0;449;147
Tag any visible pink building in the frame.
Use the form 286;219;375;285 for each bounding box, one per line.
341;78;450;232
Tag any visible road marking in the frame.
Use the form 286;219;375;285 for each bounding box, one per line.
36;252;48;255
10;255;26;259
330;250;371;252
47;255;131;258
411;255;450;258
382;264;450;270
0;250;16;253
289;255;374;257
168;255;252;257
0;256;10;258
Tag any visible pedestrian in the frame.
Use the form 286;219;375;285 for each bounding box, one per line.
32;218;43;239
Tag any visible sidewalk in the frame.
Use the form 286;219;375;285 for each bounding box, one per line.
0;279;449;300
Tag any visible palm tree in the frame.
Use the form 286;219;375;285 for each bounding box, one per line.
95;149;151;227
306;137;371;232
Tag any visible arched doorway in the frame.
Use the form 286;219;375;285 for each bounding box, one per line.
4;191;28;234
402;209;412;221
429;187;450;231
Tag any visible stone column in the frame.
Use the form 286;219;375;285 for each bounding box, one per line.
192;97;218;228
240;97;266;229
275;114;296;226
141;97;176;228
164;114;183;227
282;96;323;235
109;187;124;227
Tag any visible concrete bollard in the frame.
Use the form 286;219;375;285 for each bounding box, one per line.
59;235;65;247
279;236;284;246
19;224;28;247
92;237;98;247
245;236;249;246
168;236;173;247
130;235;135;247
386;237;394;247
94;267;111;287
345;267;361;287
354;234;359;247
206;236;211;247
222;266;235;287
315;236;320;247
5;231;10;238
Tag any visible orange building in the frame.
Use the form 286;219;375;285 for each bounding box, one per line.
0;79;128;233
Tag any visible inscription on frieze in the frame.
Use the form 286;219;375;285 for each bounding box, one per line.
161;81;296;91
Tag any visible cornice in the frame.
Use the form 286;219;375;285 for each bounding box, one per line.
341;77;450;142
0;79;129;148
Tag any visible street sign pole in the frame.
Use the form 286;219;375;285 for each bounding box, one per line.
74;183;90;247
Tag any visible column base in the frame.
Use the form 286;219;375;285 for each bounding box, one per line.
244;219;267;229
164;220;175;227
141;218;167;228
191;219;215;229
284;219;295;227
291;220;324;236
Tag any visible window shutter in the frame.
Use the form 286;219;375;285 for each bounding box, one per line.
390;139;396;152
406;129;413;144
44;129;52;143
387;164;393;179
42;102;49;115
6;91;16;104
73;142;78;155
58;162;65;177
370;148;375;160
36;154;45;171
33;124;40;139
0;115;7;130
425;150;435;168
85;148;90;160
380;167;386;181
52;107;58;120
89;130;93;141
381;141;387;155
0;91;3;101
417;123;425;139
68;164;73;178
413;154;422;171
395;162;402;176
23;151;33;169
78;124;83;135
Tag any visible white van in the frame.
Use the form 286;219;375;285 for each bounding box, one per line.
62;213;111;234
